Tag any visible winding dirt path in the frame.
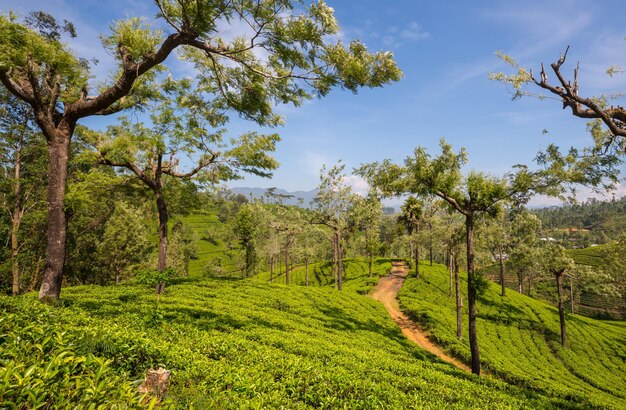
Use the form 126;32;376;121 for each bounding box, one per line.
371;262;470;372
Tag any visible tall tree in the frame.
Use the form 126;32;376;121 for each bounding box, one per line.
397;196;423;279
82;75;280;288
312;163;356;291
0;4;401;301
234;203;262;278
358;139;544;375
540;243;575;348
350;192;383;276
508;210;542;295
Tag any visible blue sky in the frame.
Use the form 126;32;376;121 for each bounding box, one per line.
3;0;626;206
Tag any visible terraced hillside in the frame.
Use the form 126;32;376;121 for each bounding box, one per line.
399;263;626;409
2;276;577;409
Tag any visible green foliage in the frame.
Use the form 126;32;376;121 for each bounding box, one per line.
0;277;576;408
135;267;177;287
0;297;158;407
398;263;626;408
0;14;88;102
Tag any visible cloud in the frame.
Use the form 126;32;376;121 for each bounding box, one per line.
380;21;430;49
341;174;370;196
401;22;430;41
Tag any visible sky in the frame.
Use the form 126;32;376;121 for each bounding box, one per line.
3;0;626;207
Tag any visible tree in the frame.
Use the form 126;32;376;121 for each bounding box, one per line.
234;203;262;278
312;163;356;291
98;203;151;285
508;210;542;295
397;196;424;279
358;139;544;375
478;211;511;297
81;75;280;290
493;48;626;152
0;90;46;294
350;192;383;276
540;243;575;348
0;4;401;301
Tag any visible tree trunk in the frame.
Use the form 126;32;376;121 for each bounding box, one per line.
285;249;290;285
429;231;433;266
38;136;71;302
414;242;420;280
11;216;21;295
569;277;575;314
368;257;373;277
465;214;481;375
555;272;567;347
305;260;309;286
499;246;506;297
454;252;462;340
156;191;168;272
518;271;523;294
155;187;168;295
448;252;453;299
337;231;343;291
10;130;24;295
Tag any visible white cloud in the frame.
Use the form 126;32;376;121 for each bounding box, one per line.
341;174;370;196
400;22;430;41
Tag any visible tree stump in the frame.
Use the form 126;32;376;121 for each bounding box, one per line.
139;367;170;402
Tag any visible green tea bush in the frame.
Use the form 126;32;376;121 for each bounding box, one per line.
398;262;626;409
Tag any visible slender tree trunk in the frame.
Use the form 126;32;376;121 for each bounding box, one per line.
305;259;309;286
285;249;290;285
414;240;420;280
28;256;44;292
569;277;575;314
39;135;71;302
454;252;462;340
337;231;343;291
11;131;24;295
555;272;567;347
155;185;168;295
11;217;21;295
156;190;168;272
465;214;481;375
499;246;506;297
429;230;433;266
518;271;523;294
448;251;453;298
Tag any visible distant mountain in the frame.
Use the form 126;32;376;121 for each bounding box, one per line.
229;187;318;208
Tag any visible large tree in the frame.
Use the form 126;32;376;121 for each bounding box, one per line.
81;75;280;285
358;139;544;375
0;3;401;301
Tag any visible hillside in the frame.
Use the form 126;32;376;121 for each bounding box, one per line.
0;276;571;409
399;262;626;409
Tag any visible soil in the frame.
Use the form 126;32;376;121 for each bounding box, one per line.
370;262;471;372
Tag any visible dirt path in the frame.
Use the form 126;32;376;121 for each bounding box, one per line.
371;262;471;372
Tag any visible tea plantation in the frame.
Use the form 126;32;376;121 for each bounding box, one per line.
0;264;582;409
399;262;626;409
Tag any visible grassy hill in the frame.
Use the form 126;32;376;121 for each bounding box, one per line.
252;258;395;294
399;262;626;409
182;212;241;277
3;273;586;408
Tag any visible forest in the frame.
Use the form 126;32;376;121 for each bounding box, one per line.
1;1;625;408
